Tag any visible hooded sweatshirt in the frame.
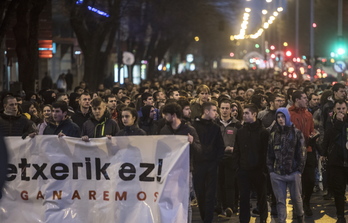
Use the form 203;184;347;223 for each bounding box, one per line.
267;107;306;175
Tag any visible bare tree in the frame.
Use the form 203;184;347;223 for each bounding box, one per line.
0;0;20;90
66;0;122;91
12;0;48;93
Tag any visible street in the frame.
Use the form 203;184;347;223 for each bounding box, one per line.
192;189;347;222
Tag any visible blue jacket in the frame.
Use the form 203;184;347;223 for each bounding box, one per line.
43;118;81;137
267;108;306;174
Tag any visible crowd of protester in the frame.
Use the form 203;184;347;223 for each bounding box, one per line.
0;69;348;223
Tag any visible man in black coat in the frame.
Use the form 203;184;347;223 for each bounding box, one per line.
234;104;270;223
44;101;81;137
71;92;91;129
322;100;348;223
0;96;36;138
192;102;224;223
160;103;201;223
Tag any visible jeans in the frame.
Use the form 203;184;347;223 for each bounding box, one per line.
270;171;304;223
188;172;193;223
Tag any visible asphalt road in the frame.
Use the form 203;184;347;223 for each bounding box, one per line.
192;189;347;222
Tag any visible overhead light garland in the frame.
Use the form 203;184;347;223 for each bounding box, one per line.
230;7;283;41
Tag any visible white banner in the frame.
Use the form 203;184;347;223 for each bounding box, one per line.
0;135;189;223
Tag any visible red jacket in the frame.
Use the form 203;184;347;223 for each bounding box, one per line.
288;105;314;150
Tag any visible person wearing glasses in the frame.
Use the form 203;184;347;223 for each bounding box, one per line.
257;94;286;131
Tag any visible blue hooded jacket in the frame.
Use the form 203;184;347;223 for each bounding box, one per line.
275;107;293;127
267;107;306;174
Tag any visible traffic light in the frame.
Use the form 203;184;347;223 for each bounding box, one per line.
335;36;346;56
285;50;292;57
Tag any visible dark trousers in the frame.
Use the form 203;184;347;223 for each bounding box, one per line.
329;165;348;217
238;169;268;223
193;161;218;223
217;157;238;211
302;152;316;206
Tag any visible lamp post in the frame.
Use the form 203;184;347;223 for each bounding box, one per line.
261;9;268;58
295;0;299;58
310;0;315;79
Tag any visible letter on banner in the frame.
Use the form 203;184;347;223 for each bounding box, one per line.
0;135;189;223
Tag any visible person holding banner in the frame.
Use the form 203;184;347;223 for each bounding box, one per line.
0;96;36;138
43;101;81;137
160;102;201;223
81;97;119;141
0;129;7;199
192;101;225;223
116;107;146;136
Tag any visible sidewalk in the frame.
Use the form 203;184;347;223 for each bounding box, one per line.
192;190;347;222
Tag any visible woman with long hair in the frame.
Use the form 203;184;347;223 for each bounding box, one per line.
231;101;243;123
116;107;146;136
37;104;53;135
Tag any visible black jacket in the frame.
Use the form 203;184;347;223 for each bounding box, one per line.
322;118;348;167
160;121;202;168
82;112;119;138
139;119;159;135
43;118;81;137
0;113;36;137
192;118;224;164
71;108;91;129
116;125;146;136
234;119;270;171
